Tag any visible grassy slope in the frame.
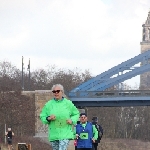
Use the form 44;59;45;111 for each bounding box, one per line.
99;138;150;150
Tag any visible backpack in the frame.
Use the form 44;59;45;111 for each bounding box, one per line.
95;123;103;141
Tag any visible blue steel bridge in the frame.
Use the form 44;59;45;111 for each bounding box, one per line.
68;50;150;107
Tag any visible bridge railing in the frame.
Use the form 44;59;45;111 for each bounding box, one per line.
69;90;150;98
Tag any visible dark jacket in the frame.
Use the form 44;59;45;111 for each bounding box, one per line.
7;131;13;139
92;122;103;143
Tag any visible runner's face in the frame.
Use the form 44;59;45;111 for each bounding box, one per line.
80;115;87;123
52;86;63;100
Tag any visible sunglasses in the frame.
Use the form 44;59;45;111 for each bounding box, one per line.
52;90;61;93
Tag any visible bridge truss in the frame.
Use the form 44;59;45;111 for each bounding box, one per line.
69;50;150;107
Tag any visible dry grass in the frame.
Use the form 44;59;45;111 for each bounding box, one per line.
0;136;52;150
98;138;150;150
1;137;150;150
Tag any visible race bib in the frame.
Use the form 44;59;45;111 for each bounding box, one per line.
80;133;88;139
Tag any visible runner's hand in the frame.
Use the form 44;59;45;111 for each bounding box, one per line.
66;119;72;124
49;115;56;120
76;134;79;139
92;138;95;143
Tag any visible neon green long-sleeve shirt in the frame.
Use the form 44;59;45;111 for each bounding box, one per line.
40;98;79;141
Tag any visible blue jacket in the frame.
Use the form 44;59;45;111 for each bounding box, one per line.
76;122;96;148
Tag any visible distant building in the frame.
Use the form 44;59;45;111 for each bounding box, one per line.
140;11;150;89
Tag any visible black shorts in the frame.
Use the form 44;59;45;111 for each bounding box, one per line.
93;143;98;146
77;149;93;150
77;146;94;150
7;138;12;145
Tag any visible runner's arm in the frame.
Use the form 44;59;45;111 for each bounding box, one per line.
92;125;98;140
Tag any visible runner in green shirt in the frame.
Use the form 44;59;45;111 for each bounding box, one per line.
40;84;79;150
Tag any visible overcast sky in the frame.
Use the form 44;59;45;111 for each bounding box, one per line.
0;0;150;88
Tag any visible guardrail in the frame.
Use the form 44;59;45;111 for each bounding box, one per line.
69;90;150;98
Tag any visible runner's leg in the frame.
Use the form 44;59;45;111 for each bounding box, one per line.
50;140;59;150
59;140;69;150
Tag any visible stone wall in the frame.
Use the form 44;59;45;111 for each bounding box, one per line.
35;90;53;135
